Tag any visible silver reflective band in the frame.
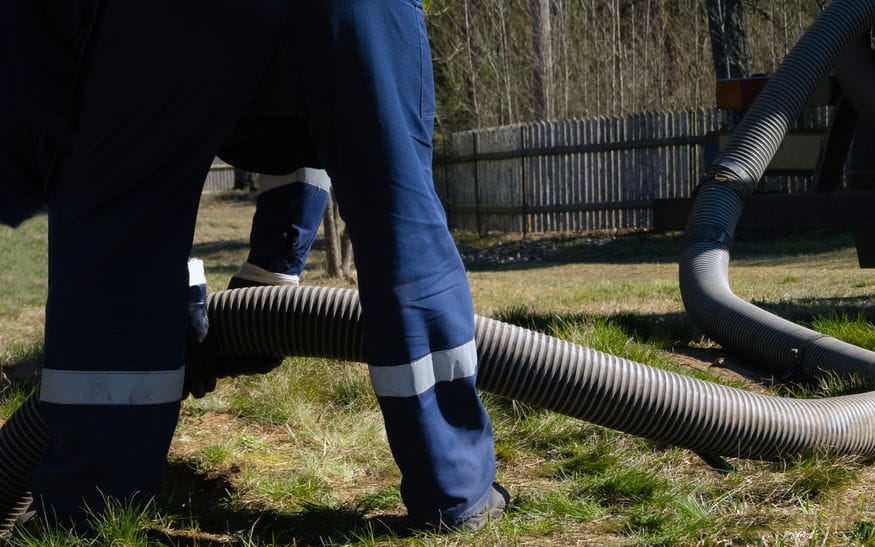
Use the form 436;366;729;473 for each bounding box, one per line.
368;340;477;398
257;168;332;194
233;262;299;286
40;366;185;405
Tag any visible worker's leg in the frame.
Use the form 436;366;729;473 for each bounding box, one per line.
30;0;283;524
229;168;330;288
0;0;98;227
287;0;498;526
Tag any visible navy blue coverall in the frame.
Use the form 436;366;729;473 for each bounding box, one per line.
1;0;496;527
229;168;331;288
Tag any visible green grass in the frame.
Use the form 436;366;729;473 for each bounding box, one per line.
0;385;31;420
811;312;875;350
0;217;48;318
2;199;875;544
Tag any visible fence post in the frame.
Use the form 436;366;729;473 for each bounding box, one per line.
473;130;482;235
521;124;528;236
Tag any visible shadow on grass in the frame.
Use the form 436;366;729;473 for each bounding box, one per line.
157;461;420;545
493;295;873;347
754;297;875;325
458;228;858;271
491;298;873;390
191;239;250;257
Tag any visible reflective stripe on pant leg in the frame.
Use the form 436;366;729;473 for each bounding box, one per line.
287;0;496;524
257;168;331;194
368;340;476;398
30;0;285;524
40;367;184;405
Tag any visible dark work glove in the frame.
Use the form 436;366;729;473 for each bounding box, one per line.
183;259;217;399
182;259;285;399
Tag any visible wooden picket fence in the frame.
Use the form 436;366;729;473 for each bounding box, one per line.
204;162;235;193
203;107;833;233
432;107;832;233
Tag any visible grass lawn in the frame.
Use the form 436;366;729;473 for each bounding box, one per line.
1;191;873;545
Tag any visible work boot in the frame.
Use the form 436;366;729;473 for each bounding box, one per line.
410;482;510;533
454;482;510;532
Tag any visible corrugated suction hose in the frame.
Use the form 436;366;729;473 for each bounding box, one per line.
207;285;875;461
1;283;874;533
680;0;875;380
0;396;47;537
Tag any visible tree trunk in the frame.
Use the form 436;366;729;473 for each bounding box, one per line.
704;0;753;80
530;0;554;120
463;0;481;127
323;196;343;279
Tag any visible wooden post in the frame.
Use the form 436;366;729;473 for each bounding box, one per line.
323;196;343;279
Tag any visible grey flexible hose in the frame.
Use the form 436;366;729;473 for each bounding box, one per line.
2;282;874;535
680;0;875;380
207;286;875;460
0;396;46;536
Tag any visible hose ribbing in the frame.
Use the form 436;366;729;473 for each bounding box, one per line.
0;396;46;536
711;0;875;188
1;282;874;536
207;285;365;361
208;286;875;460
681;0;875;378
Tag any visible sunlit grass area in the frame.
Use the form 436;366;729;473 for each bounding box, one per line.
0;192;873;545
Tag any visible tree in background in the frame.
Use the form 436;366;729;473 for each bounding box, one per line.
427;0;822;133
705;0;753;80
530;0;555;120
322;195;354;281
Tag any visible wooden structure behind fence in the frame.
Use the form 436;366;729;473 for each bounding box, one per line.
432;107;831;233
204;162;235;193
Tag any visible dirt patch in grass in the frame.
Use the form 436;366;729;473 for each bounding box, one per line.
455;229;677;266
669;347;775;395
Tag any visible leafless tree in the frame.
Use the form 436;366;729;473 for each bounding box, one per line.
705;0;754;79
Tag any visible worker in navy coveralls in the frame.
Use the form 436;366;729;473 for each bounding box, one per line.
0;0;507;531
227;168;331;289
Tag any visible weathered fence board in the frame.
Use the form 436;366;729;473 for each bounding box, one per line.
432;107;832;233
204;164;234;192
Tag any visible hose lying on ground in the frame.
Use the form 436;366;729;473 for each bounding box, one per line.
0;396;47;535
2;280;874;533
680;0;875;381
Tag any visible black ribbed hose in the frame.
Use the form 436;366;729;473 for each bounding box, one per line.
0;396;47;537
680;0;875;380
207;285;875;461
3;283;875;535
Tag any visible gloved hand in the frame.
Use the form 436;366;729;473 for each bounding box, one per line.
183;259;217;399
182;259;285;399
